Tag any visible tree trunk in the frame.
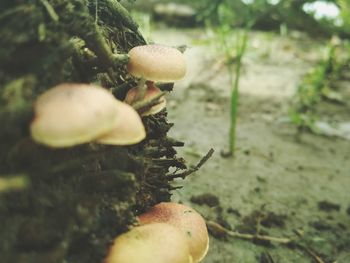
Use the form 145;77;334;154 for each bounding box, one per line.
0;1;189;262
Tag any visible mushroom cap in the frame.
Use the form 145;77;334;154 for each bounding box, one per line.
97;101;146;145
138;202;209;263
124;83;166;116
127;44;186;82
30;83;118;148
104;223;193;263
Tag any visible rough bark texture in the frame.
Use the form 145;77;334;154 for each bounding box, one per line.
0;1;189;262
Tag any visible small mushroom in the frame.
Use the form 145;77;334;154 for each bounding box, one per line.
104;223;193;263
96;101;146;145
125;82;166;116
138;202;209;263
127;44;186;82
30;83;119;148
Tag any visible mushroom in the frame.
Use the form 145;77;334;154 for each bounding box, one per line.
96;100;146;145
138;202;209;263
30;83;119;148
124;82;166;116
104;223;193;263
127;44;186;83
126;44;186;111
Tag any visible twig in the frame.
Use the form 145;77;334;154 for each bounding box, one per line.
110;80;135;95
105;0;139;32
0;175;29;193
206;220;291;244
195;148;215;169
163;137;185;147
207;220;328;263
167;148;214;180
152;158;187;169
302;247;326;263
104;0;146;43
40;0;59;22
133;91;166;111
260;251;275;263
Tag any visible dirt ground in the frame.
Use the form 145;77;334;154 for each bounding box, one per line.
152;27;350;263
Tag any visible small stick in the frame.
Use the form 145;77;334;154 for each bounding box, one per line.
167;148;214;180
110;80;134;94
206;220;291;244
207;221;328;263
40;0;59;22
134;78;147;101
133;91;166;111
303;247;326;263
0;175;29;193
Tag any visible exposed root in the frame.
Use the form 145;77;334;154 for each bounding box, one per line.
167;148;214;180
206;220;327;263
206;220;291;244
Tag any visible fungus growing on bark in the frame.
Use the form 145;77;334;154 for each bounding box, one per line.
104;223;193;263
97;101;146;145
30;83;119;148
125;82;166;116
126;44;186;112
127;44;186;82
138;202;209;263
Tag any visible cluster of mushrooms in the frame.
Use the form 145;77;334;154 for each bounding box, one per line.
29;44;209;262
105;202;209;263
30;44;186;148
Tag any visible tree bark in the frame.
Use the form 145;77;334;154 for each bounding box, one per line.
0;1;190;262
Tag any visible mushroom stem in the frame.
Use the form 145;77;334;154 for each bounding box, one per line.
134;78;147;101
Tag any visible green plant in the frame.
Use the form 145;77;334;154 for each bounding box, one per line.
198;0;350;38
217;25;249;157
290;37;349;133
210;3;253;157
339;0;350;30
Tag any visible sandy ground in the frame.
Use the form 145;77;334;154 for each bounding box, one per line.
152;27;350;263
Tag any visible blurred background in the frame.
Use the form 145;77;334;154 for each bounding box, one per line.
123;0;350;262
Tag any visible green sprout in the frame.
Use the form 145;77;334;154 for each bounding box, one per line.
219;26;249;157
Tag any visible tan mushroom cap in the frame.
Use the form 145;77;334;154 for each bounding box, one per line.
127;44;186;82
97;101;146;145
30;83;118;148
138;202;209;263
124;83;166;116
104;223;193;263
